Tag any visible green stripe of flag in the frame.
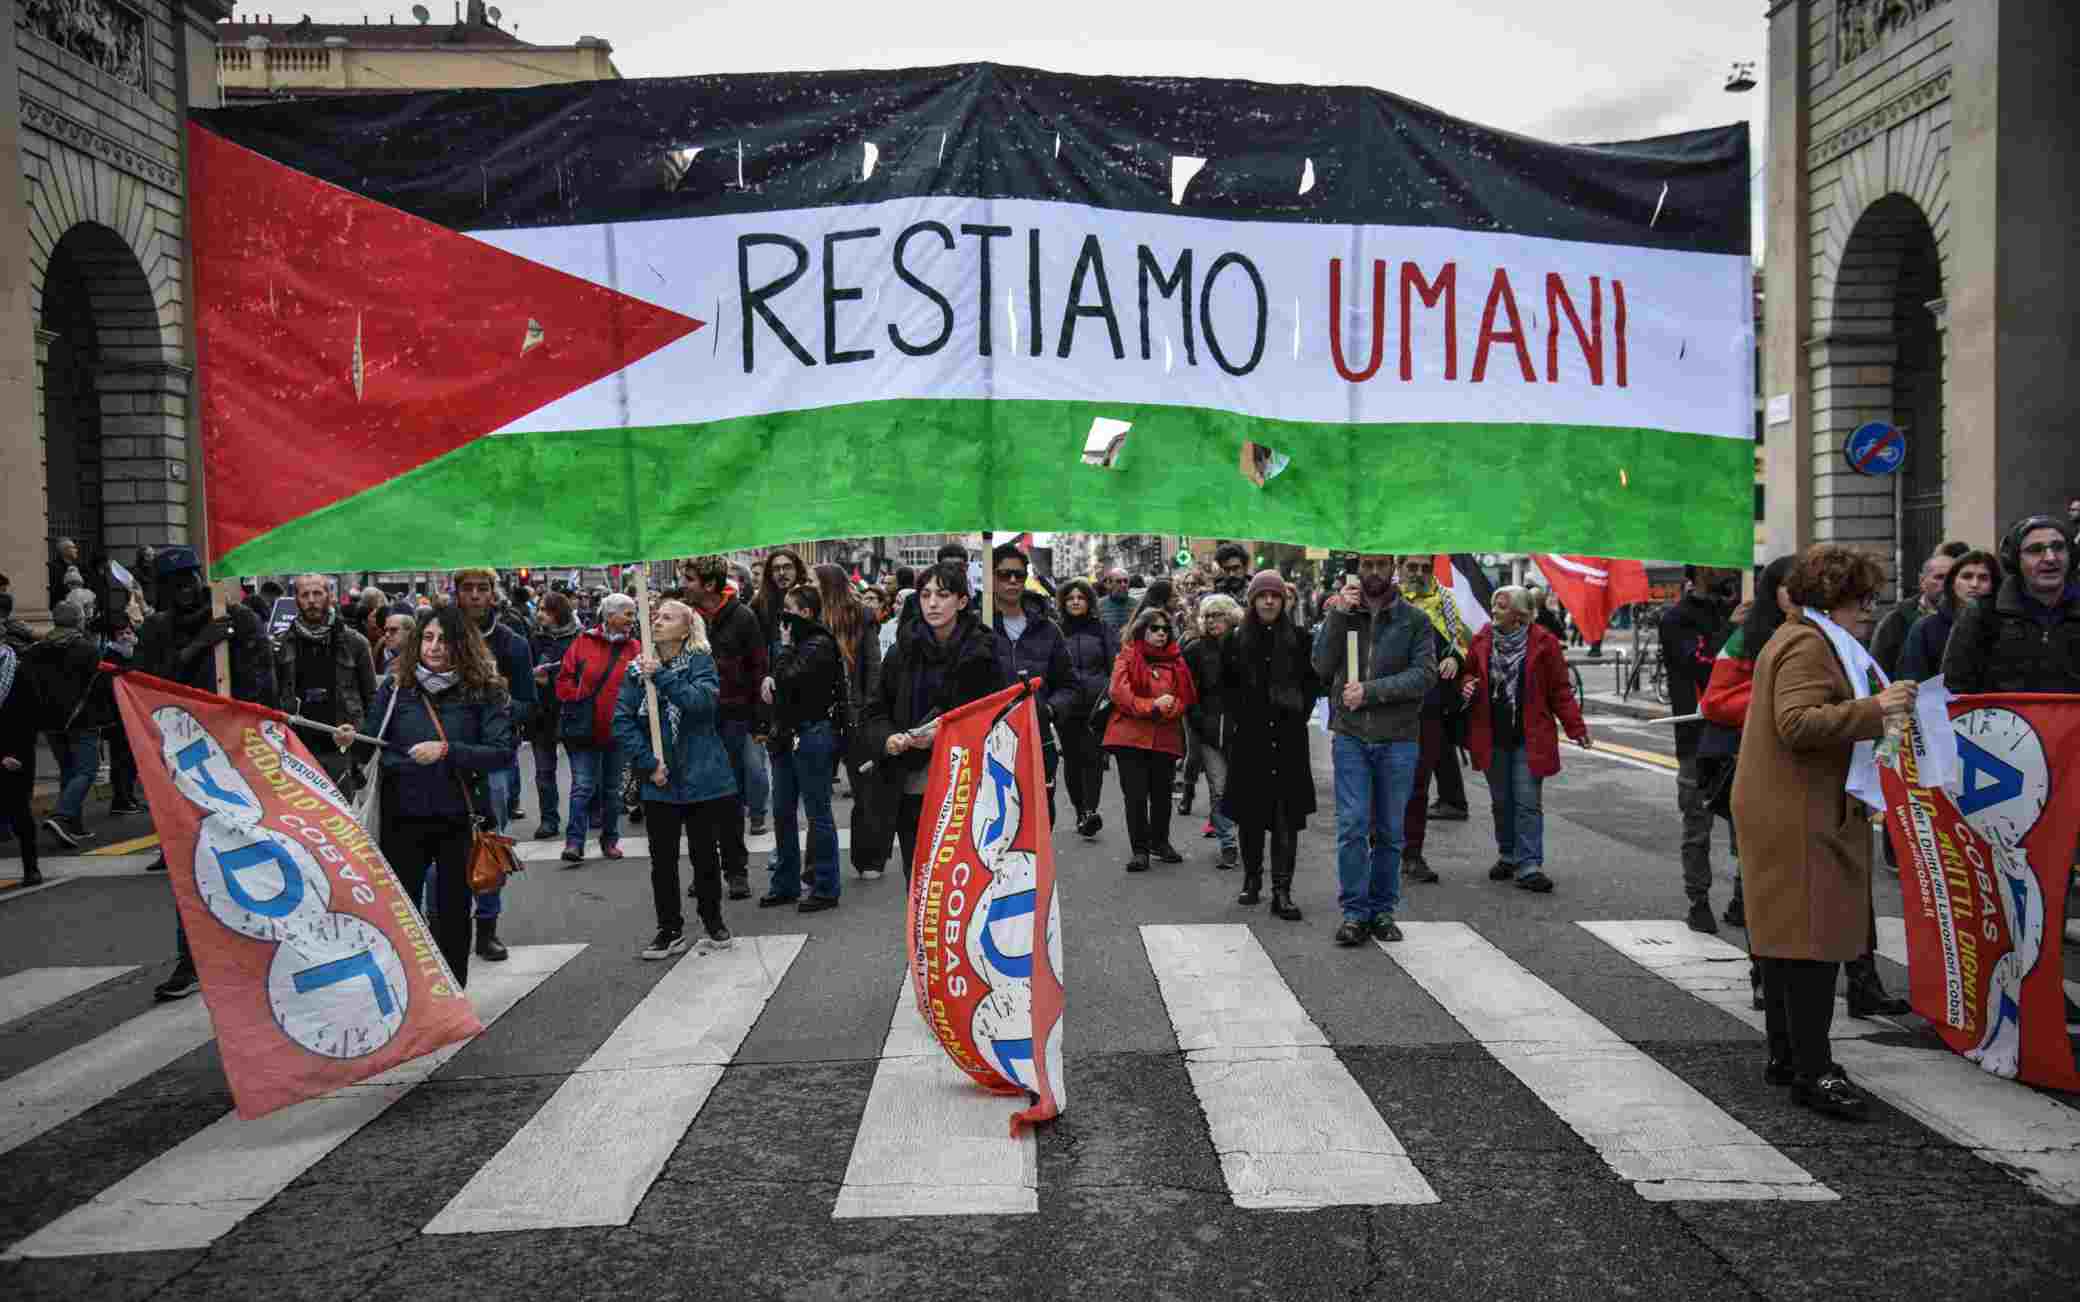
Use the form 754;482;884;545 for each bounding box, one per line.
215;399;1752;574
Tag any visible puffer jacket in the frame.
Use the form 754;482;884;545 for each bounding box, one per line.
370;676;514;819
1059;612;1118;719
862;613;1013;784
1182;632;1230;749
529;622;581;739
1941;578;2080;695
994;593;1076;725
557;627;642;749
611;651;736;805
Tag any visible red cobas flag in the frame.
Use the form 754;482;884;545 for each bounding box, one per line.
905;682;1067;1133
1533;555;1651;644
114;671;483;1119
1880;695;2080;1093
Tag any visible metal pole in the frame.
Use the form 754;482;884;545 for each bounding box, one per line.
630;567;663;762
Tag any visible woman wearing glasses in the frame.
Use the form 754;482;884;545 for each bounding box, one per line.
1102;606;1197;872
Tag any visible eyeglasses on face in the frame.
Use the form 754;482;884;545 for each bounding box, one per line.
996;568;1028;580
1146;623;1171;634
2021;540;2070;558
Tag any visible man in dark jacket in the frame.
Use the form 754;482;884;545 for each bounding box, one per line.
28;598;107;849
527;590;584;841
1183;593;1240;868
454;568;538;961
1943;515;2080;695
990;543;1074;824
685;555;771;898
1873;543;1970;676
274;574;378;795
135;546;276;1000
1658;566;1737;934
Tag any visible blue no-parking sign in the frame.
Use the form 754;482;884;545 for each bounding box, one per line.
1844;421;1906;476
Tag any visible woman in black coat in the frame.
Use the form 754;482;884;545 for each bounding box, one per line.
0;643;40;887
350;606;514;988
861;563;1012;878
1055;578;1118;840
1220;572;1322;919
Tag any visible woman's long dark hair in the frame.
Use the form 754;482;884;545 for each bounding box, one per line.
1738;555;1797;653
1058;578;1098;623
397;605;503;697
812;563;862;676
1940;550;2002;615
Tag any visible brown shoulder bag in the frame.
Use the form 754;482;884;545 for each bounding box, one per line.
423;694;522;894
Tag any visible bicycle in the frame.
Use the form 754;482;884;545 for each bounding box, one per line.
1623;646;1668;703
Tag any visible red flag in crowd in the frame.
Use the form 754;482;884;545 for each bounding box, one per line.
1533;555;1651;643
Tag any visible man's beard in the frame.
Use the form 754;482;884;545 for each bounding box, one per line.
1359;573;1393;600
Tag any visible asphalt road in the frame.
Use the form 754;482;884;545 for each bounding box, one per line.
2;715;2076;1301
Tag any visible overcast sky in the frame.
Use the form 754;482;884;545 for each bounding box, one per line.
280;1;1769;250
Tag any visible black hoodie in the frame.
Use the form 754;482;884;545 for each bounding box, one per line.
769;614;843;734
862;613;1013;780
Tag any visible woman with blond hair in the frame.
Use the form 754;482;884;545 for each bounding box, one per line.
348;606;513;988
1733;544;1916;1119
615;598;736;957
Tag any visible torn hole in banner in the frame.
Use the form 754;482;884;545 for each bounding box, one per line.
1170;155;1207;206
1082;417;1132;468
1241;440;1290;487
862;141;880;181
522;319;545;355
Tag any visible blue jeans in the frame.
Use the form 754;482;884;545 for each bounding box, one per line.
768;722;840;899
532;735;563;833
1484;745;1545;876
1332;734;1419;922
1199;742;1238;853
719;720;770;822
48;731;100;822
475;765;516;919
566;744;625;849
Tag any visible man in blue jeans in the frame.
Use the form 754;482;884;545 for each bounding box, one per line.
1313;554;1438;946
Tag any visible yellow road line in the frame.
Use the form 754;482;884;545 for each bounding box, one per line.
1587;739;1679;771
86;834;161;856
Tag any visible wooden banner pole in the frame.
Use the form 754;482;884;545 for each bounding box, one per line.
982;531;993;624
630;567;664;762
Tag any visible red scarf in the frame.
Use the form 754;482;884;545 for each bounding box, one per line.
1122;636;1198;708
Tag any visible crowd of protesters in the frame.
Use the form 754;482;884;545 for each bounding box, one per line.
3;508;2076;1086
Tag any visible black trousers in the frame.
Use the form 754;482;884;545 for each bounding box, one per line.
896;791;926;879
1432;720;1469;809
1;759;36;877
842;753;891;873
645;797;731;933
1111;747;1177;856
1055;716;1106;819
1759;957;1839;1079
382;815;475;989
1239;803;1300;890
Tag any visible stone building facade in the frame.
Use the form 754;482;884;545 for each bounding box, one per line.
1762;0;2079;590
2;0;231;624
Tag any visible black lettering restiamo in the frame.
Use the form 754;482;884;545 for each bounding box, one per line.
736;227;1267;378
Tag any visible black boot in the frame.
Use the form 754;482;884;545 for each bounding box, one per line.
475;917;509;962
1269;889;1302;921
1844;955;1908;1018
1236;868;1263;906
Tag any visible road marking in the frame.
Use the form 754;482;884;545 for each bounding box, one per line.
1140;923;1436;1210
833;972;1039;1218
1577;920;1896;1041
513;829;852;863
0;966;138;1030
4;855;158;880
85;833;160;856
425;934;804;1234
1874;916;2080;1012
1584;920;2080;1204
4;945;585;1258
0;995;215;1160
1384;922;1831;1201
1579;739;1679;771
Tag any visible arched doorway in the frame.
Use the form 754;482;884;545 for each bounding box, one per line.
38;222;165;562
1833;194;1945;593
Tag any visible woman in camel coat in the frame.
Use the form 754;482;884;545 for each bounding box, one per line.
1732;544;1915;1121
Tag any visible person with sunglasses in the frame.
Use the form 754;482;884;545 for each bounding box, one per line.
1102;606;1198;872
991;542;1075;826
1942;514;2080;695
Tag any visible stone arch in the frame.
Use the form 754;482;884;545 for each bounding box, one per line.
28;144;193;556
1811;189;1946;595
1815;111;1950;337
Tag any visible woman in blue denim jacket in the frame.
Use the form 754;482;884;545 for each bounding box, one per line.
613;598;737;958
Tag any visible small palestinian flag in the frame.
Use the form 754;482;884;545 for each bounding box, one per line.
191;66;1753;575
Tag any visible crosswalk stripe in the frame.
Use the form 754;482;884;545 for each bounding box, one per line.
1874;916;2080;1006
1584;919;2080;1205
512;829;853;864
425;934;805;1234
0;996;214;1160
4;945;585;1259
833;973;1039;1218
1577;920;1897;1039
1385;922;1832;1201
1140;923;1437;1210
0;966;137;1029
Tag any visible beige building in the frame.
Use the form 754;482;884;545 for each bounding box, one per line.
1761;0;2079;590
216;4;618;102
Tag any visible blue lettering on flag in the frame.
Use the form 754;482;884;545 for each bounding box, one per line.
1956;736;2023;817
215;839;306;917
292;949;397;1017
175;737;251;809
978;890;1037;979
979;751;1018;849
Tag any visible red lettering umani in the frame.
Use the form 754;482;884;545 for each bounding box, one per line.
1399;261;1457;381
1545;273;1603;385
1472;268;1535;383
1613;279;1628;387
1328;258;1386;383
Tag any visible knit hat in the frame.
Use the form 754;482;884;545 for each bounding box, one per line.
51;597;83;628
1245;569;1286;603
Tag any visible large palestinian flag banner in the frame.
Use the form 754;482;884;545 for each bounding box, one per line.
190;65;1753;574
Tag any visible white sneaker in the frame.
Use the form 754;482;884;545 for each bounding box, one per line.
860;869;884;881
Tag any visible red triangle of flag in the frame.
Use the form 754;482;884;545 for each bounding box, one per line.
190;124;703;567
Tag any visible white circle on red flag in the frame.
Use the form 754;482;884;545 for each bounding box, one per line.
267;913;409;1060
192;815;333;942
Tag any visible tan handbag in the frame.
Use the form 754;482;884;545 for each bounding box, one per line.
423;695;522;894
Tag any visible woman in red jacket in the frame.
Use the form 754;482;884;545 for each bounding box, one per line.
1103;607;1198;873
556;593;644;864
1462;585;1591;893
